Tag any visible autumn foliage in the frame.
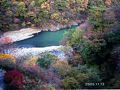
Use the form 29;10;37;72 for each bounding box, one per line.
0;53;16;63
4;70;24;89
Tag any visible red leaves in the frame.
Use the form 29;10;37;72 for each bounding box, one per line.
0;36;12;44
4;70;24;89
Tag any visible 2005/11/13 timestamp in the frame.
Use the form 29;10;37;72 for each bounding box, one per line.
85;82;105;86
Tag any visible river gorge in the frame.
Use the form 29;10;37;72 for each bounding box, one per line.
13;26;77;47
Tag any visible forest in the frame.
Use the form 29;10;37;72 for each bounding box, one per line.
0;0;120;90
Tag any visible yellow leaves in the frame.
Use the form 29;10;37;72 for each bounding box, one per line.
76;73;89;82
26;11;36;17
77;28;83;32
53;60;68;67
0;53;16;63
52;60;71;76
67;0;88;11
51;12;60;20
24;56;38;66
67;0;76;3
52;60;71;72
18;1;25;6
77;0;88;11
41;2;50;11
61;19;69;24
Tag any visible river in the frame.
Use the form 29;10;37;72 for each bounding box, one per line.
13;26;77;47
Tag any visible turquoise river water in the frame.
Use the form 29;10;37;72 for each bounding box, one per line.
13;26;77;47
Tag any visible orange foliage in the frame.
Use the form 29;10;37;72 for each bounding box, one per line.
0;53;16;63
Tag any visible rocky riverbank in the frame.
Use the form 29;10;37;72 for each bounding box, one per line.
0;28;41;45
4;45;67;59
0;20;82;45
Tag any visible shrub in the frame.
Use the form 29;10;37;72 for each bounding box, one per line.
62;77;79;89
52;60;71;77
16;2;27;17
104;26;120;45
61;65;101;89
4;69;24;89
24;56;38;66
62;28;108;65
67;65;101;82
36;54;57;69
88;5;107;31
